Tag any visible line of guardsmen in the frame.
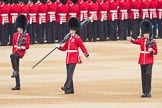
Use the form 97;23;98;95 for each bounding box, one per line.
0;0;162;46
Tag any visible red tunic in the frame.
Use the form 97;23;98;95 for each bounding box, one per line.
12;33;30;58
68;3;78;20
118;0;129;20
157;0;162;19
20;3;29;17
0;3;10;24
149;0;158;19
28;3;38;24
78;0;89;21
37;2;47;24
129;0;141;19
56;3;69;24
131;38;158;64
59;35;89;64
0;4;1;24
47;1;57;22
140;0;150;19
109;0;118;21
88;1;99;21
98;1;109;21
9;4;21;23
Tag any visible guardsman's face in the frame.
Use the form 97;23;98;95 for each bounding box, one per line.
70;30;77;36
143;33;150;38
17;28;23;33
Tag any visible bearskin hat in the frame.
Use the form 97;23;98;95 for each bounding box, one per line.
71;0;78;4
91;0;97;3
16;14;28;30
140;19;152;35
31;0;38;3
50;0;57;2
40;0;47;4
3;0;10;4
22;0;28;4
13;0;19;3
68;17;81;31
59;0;67;4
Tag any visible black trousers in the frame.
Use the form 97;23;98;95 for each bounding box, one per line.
56;23;68;42
0;23;9;46
28;23;37;44
88;20;98;41
46;21;56;43
37;23;46;44
109;20;118;40
64;63;76;92
158;19;162;38
10;53;21;87
140;64;153;93
127;19;131;36
99;20;108;41
150;18;157;37
79;21;88;42
9;23;16;45
130;19;140;39
118;20;128;40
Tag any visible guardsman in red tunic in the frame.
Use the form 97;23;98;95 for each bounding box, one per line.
127;19;158;98
37;0;47;44
140;0;150;20
28;0;38;44
20;0;29;17
56;17;89;94
98;0;109;41
157;0;162;38
88;0;99;42
108;0;118;40
0;0;10;46
129;0;141;39
78;0;89;41
46;0;57;43
56;0;69;42
68;0;78;20
10;15;30;90
149;0;158;38
118;0;129;40
9;0;21;45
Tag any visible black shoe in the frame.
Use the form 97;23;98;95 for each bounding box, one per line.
141;93;147;98
11;86;20;90
65;89;74;94
61;86;66;91
146;92;151;97
61;86;74;94
11;71;18;78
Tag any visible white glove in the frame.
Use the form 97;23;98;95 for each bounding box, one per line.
84;54;90;59
56;44;61;49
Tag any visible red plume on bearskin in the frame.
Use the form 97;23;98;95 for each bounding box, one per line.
16;14;28;30
140;19;152;35
68;17;81;31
